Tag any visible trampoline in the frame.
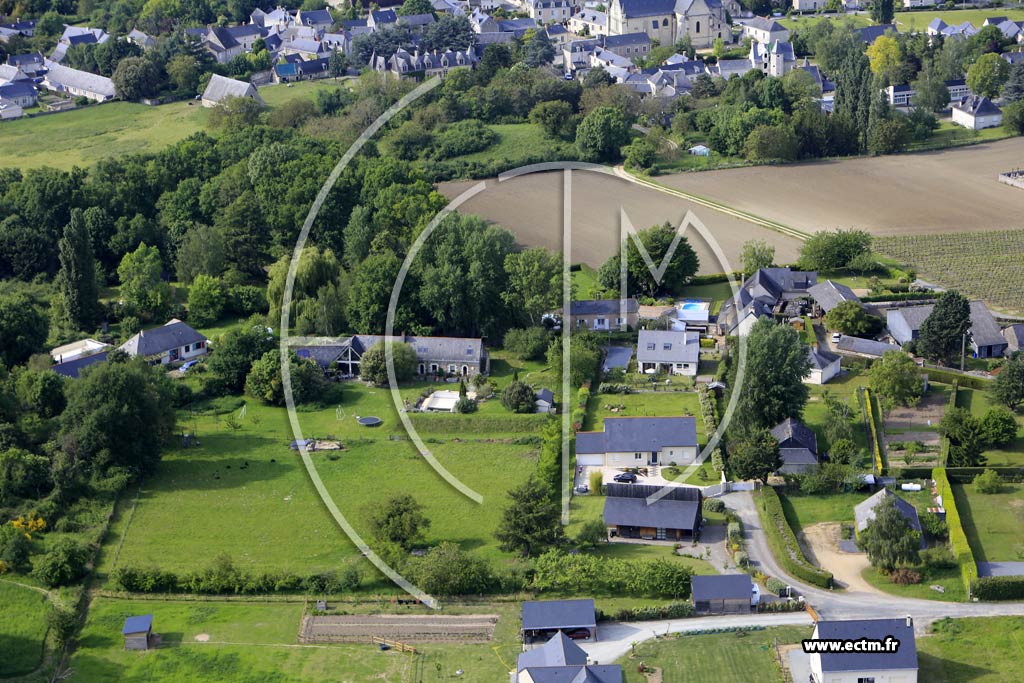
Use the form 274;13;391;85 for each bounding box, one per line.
357;416;383;427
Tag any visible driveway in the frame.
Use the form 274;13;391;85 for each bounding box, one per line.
581;612;815;665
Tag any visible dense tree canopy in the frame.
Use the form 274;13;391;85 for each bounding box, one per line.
917;290;971;365
598;222;699;296
733;319;811;431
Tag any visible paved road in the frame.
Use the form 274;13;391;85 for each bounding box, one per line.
580;612;814;664
722;491;1024;623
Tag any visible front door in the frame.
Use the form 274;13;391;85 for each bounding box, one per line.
650;451;658;465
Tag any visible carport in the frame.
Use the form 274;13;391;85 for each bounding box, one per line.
521;599;597;643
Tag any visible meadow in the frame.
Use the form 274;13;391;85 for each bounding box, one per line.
954;385;1024;467
875;230;1024;315
101;381;546;585
0;78;349;171
893;8;1024;31
918;616;1024;682
0;581;50;677
953;482;1024;564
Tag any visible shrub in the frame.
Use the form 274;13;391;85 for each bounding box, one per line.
727;522;743;543
766;577;788;595
735;551;750;568
228;285;269;316
889;569;922;585
973;468;1003;494
921;546;956;570
972;575;1024;600
503;327;549;361
430;119;497;160
501;381;537;413
588;469;603;492
703;498;725;513
33;539;90;587
920;511;948;541
454;397;478;413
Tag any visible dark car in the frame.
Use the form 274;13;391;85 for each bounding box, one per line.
565;628;592;640
613;471;637;483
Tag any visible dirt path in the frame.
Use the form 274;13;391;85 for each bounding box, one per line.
799;523;882;595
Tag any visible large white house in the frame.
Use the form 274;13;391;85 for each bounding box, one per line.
636;329;699;376
576;416;698;467
951;94;1002;130
809;617;918;683
118;319;209;365
607;0;736;49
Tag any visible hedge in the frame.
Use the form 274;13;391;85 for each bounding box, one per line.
933;467;976;598
688;272;743;286
860;292;940;303
755;487;833;588
862;388;885;474
601;602;695;622
971;575;1024;601
923;367;993;390
939;381;958;466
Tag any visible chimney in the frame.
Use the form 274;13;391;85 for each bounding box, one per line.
906;615;913;628
811;341;818;351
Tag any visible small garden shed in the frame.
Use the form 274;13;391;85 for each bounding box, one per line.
122;614;154;651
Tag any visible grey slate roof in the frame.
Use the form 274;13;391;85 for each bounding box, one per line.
636;329;698;365
601;32;650;49
953;95;1002;117
536;388;555;404
617;0;676;17
398;12;436;27
122;614;154;635
691;574;752;601
202;74;263;105
521;599;596;631
771;418;817;452
292;334;486;367
890;301;1005;350
745;16;785;32
856;24;897;44
1003;324;1024;352
854;488;921;533
603;494;700;531
807;345;840;371
836;336;900;357
52;351;108;379
570;298;639;316
43;59;115;98
808;280;860;312
525;665;623;683
603;346;633;371
813;618;917;672
119;319;207;358
575;416;697;454
517;632;588;670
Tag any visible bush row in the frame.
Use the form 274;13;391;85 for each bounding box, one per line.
756;487;833;589
532;550;692;599
971;575;1024;601
922;368;993;391
111;562;361;595
757;599;804;613
862;388;885;474
598;602;695;622
939;381;959;466
860;292;940;303
932;468;976;597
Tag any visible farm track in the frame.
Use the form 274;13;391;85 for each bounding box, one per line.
298;614;500;644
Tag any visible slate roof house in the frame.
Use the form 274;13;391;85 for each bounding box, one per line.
370;46;479;79
952;94;1002;130
42;60;115;101
771;417;820;473
53;351;108;379
603;482;702;541
809;617;918;683
521;599;597;642
118;319;209;365
575;416;698;467
292;334;488;377
808;280;860;314
691;574;754;614
742;16;789;45
1003;323;1024;353
887;301;1007;358
0;80;35;107
806;344;841;385
717;267;817;336
201;74;264;108
854;488;922;541
7;52;46;77
568;298;639;331
606;0;738;50
835;335;901;358
515;632;622;683
636;329;699;376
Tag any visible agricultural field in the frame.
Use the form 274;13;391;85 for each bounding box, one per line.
0;582;50;678
652;137;1024;240
0;78;349;172
953;482;1024;564
100;382;546;584
67;598;523;683
438;169;804;271
918;617;1024;682
620;625;812;683
875;230;1024;315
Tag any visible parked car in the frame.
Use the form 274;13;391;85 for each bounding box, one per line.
831;332;842;343
613;472;637;483
180;360;200;372
565;628;591;640
575;484;589;494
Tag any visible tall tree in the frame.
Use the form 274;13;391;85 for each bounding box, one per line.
1002;62;1024;103
217;191;270;279
598;222;699;296
0;295;48;369
917;290;971;365
740;239;775;275
858;497;920;572
503;248;562;326
733;318;812;430
522;29;555;67
967;52;1010;98
992;356;1024;409
834;51;873;153
575;106;631;162
940;407;987;467
55;209;99;332
869;351;922;412
911;60;951;112
727;428;781;482
495;475;565;557
117;242;172;321
870;0;894;25
370;494;431;550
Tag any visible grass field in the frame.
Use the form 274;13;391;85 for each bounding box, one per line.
68;598;522;683
583;390;704;435
802;371;872;465
102;382;545;585
861;563;967;602
0;582;50;677
780;14;873;30
919;616;1024;682
906;118;1013;153
875;229;1024;315
894;8;1024;31
453;122;577;167
954;387;1024;467
953;482;1024;563
0;78;349;171
776;492;865;535
620;625;812;682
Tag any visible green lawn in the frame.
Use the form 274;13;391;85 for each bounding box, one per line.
907;118;1014;153
620;625;812;683
102;382;546;585
572;264;604;300
953;482;1024;563
0;581;50;677
861;564;966;602
919;616;1024;682
776;492;865;535
584;391;704;436
1;78;350;171
68;598;521;683
449;122;577;167
802;371;871;463
894;8;1024;31
780;14;873;30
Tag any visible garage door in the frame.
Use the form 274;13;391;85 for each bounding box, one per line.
576;455;604;466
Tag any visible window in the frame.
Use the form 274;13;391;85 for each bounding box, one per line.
647;343;656;350
663;343;672;350
635;452;643;460
856;679;876;683
662;18;668;27
696;20;700;33
430;363;438;373
652;20;658;29
448;364;456;373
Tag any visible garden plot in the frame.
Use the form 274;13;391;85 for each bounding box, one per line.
882;386;949;468
299;614;499;644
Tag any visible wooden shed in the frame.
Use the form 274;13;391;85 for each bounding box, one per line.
122;614;154;650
